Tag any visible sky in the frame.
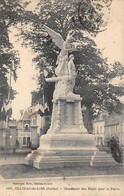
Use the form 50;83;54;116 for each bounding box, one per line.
95;0;124;64
9;0;124;120
9;34;38;119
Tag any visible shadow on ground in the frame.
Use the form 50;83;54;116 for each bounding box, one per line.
0;164;124;179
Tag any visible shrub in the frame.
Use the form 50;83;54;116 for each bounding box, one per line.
108;136;123;163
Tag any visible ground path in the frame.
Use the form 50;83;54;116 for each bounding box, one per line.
0;149;124;196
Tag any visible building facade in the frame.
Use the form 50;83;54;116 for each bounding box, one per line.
17;109;39;149
0;104;51;150
0;120;17;150
93;113;124;148
93;119;105;146
17;104;51;149
104;114;124;147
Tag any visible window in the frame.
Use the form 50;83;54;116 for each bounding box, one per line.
23;137;26;145
33;117;37;125
97;137;99;145
97;127;99;134
27;137;30;148
25;124;29;130
24;124;30;131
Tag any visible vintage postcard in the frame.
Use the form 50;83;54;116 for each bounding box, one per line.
0;0;124;195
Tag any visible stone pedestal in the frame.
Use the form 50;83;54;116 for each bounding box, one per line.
25;95;116;168
47;95;87;134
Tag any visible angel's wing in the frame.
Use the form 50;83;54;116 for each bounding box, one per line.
44;25;64;49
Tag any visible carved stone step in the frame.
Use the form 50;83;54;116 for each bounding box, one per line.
91;151;117;166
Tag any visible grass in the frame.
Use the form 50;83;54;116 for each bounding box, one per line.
0;164;124;179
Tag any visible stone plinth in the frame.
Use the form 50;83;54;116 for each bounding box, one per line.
32;133;97;169
25;95;117;168
47;95;87;134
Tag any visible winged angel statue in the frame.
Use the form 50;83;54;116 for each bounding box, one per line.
44;25;76;99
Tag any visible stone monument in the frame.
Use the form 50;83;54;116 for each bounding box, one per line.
25;26;116;168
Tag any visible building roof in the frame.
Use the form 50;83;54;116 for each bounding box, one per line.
0;120;17;128
93;111;124;127
18;110;30;121
18;104;44;121
93;119;104;123
105;113;124;126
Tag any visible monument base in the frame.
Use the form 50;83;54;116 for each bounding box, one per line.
25;95;116;168
25;133;116;168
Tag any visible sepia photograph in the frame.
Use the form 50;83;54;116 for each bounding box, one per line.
0;0;124;195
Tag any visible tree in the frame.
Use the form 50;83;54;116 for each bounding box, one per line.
74;45;124;132
31;70;55;114
0;0;29;120
19;0;124;132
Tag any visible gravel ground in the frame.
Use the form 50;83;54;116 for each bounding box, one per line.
0;149;124;179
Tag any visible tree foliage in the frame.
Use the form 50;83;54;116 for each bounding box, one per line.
108;136;123;163
19;0;124;132
0;0;26;120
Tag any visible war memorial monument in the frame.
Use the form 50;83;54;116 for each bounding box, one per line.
25;25;116;169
